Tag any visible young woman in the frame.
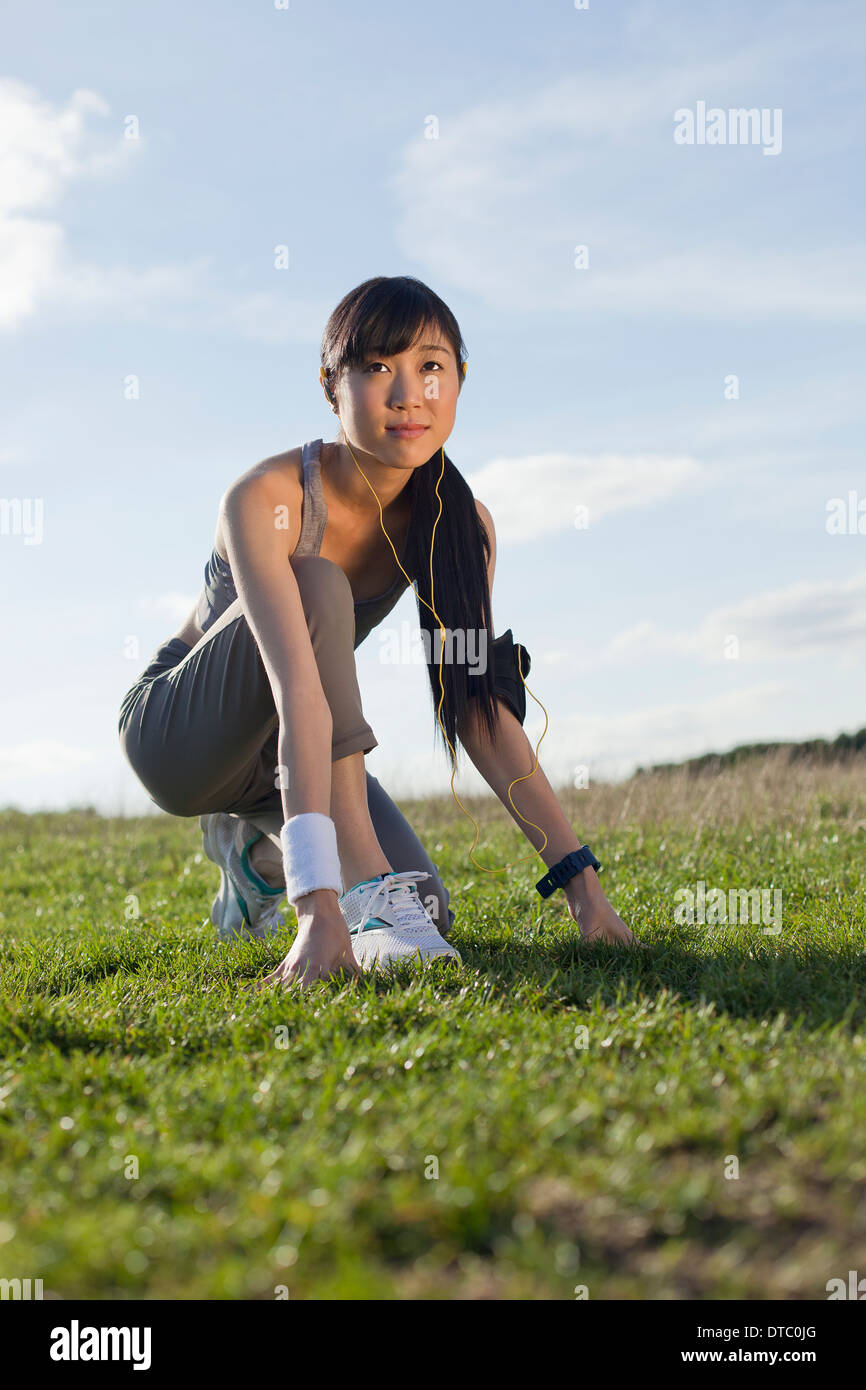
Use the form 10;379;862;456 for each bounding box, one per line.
118;276;638;989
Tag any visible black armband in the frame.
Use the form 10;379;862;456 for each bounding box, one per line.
468;628;532;726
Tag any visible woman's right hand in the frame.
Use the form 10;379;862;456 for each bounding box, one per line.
255;889;362;991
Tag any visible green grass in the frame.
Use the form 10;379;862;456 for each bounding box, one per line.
1;753;865;1299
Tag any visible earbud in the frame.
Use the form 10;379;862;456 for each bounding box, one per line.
320;367;337;408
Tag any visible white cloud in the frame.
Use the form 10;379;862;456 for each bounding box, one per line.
0;78;327;341
465;451;707;542
0;79;136;330
598;570;866;665
390;36;866;320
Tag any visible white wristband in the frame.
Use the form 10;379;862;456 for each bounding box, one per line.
280;812;342;904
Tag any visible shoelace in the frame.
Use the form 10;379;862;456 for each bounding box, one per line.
354;870;431;934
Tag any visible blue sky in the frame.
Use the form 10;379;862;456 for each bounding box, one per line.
2;0;864;816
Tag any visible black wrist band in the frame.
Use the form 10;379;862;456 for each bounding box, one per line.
535;845;602;899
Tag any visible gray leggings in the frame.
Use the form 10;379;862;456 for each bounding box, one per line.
118;554;454;931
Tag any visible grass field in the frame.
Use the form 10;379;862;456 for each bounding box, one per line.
1;750;865;1300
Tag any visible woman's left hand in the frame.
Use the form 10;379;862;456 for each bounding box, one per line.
564;872;646;947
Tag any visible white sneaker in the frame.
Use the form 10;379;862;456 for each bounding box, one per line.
200;812;288;941
339;870;461;970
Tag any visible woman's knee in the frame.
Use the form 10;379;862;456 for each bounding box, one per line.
151;791;196;819
291;555;355;632
119;725;198;820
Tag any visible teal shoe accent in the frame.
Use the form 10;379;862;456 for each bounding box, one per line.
349;917;392;935
341;873;387;900
231;880;251;926
240;832;285;896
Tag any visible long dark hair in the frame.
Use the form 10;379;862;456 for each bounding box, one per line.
320;276;501;769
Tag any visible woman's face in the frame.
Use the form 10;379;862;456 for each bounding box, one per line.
333;324;462;466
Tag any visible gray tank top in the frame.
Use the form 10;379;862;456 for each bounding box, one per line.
195;437;415;650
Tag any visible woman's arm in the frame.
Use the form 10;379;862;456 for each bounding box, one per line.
220;475;333;825
221;476;362;985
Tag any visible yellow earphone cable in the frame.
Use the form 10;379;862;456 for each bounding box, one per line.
330;372;550;877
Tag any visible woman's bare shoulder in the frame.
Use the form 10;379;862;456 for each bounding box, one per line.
227;445;304;495
214;446;305;560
